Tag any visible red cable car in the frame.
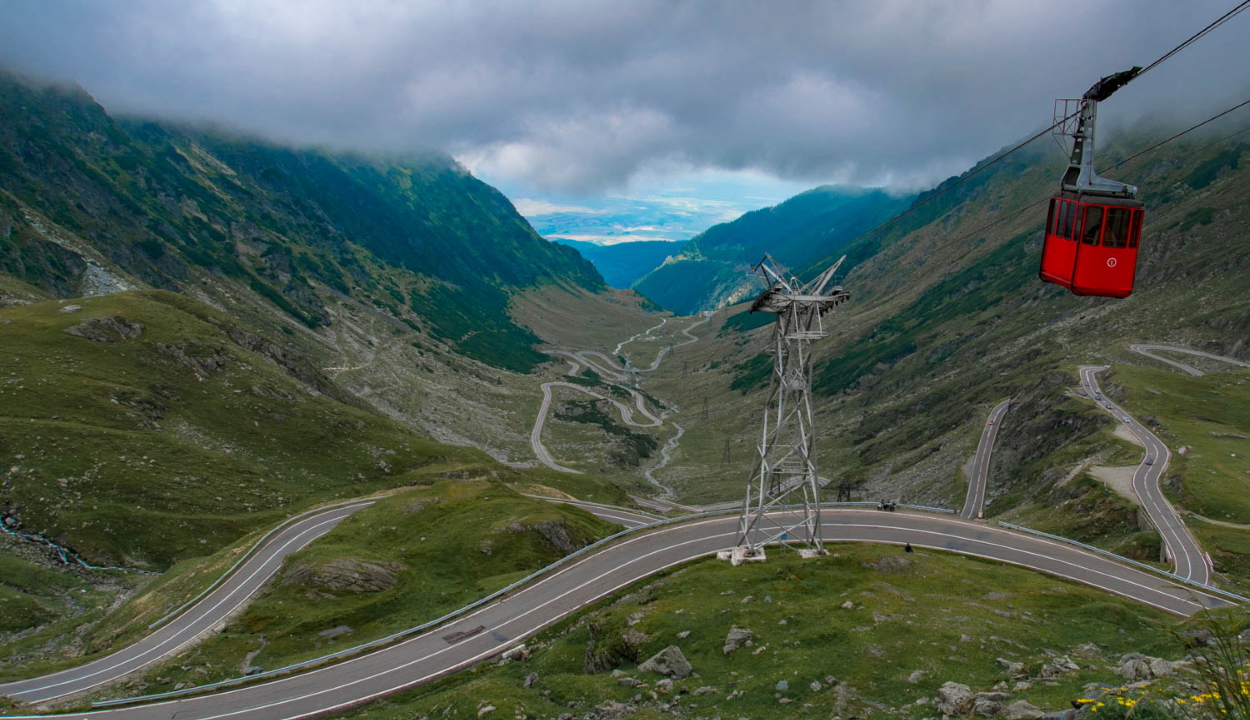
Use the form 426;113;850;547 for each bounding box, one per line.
1039;67;1144;298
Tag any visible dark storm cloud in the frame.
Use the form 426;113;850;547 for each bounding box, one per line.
1;0;1247;193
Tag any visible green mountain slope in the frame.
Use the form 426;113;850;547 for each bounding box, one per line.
552;238;681;289
632;186;908;313
632;123;1250;533
0;69;603;373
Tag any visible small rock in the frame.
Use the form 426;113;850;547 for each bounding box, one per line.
59;304;82;313
778;619;788;626
723;626;754;655
809;681;822;692
907;670;925;684
1012;681;1032;691
740;595;754;603
617;677;641;687
775;679;789;692
934;682;976;715
693;686;717;696
638;646;692;679
523;672;539;689
840;601;854;610
778;698;792;704
477;706;496;717
655;678;674;693
1004;700;1045;720
973;698;1002;717
824;675;838;686
174;682;188;691
677;630;691;639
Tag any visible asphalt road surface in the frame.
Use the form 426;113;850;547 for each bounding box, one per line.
1129;344;1250;377
1081;366;1211;585
0;507;1226;720
960;399;1011;519
0;502;372;705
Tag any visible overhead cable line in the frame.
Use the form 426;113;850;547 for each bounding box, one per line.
823;0;1250;258
1135;0;1250;81
942;96;1250;250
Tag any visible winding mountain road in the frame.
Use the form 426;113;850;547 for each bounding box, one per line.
1129;344;1250;377
1081;366;1210;585
0;501;373;705
960;399;1010;519
530;312;711;474
0;506;1231;720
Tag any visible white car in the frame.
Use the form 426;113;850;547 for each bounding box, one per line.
1123;416;1132;423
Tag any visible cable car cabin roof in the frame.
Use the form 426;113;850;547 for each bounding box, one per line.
1053;189;1143;209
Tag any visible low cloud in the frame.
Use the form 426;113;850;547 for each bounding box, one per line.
1;0;1246;194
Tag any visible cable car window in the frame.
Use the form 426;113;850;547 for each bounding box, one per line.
1128;209;1143;249
1046;199;1058;236
1060;201;1077;240
1082;206;1103;245
1103;207;1131;248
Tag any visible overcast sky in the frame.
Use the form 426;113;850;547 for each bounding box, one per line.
2;0;1248;230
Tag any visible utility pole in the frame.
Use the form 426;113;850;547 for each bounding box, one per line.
724;253;849;564
722;436;732;465
682;360;689;378
700;397;709;420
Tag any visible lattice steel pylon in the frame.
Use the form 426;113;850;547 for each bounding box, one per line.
730;253;849;562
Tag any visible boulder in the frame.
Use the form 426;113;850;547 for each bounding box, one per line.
973;699;1003;717
723;626;754;655
1004;700;1045;720
934;682;977;715
1119;658;1151;682
1148;657;1176;677
638;646;692;679
523;672;539;689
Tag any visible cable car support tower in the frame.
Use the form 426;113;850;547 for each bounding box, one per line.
723;254;849;564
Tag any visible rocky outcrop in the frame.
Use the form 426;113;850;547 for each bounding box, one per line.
723;626;754;655
935;682;977;715
284;557;405;593
1035;656;1079;679
583;620;646;674
638;645;692;679
1117;653;1180;681
64;315;144;342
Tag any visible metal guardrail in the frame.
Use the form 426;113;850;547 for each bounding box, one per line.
99;500;1159;709
96;499;958;707
997;521;1250;605
146;498;377;630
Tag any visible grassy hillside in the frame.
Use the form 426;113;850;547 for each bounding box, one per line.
324;545;1182;719
0;291;489;569
74;482;622;700
618;123;1250;534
